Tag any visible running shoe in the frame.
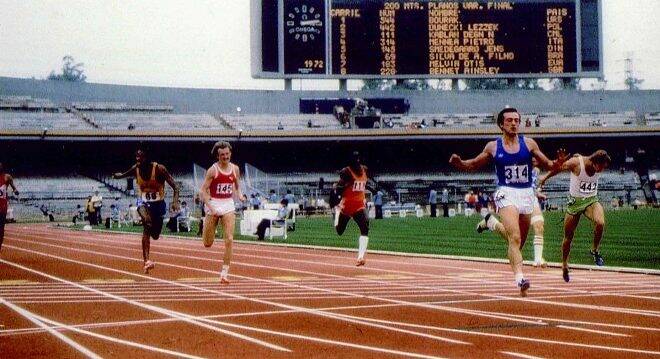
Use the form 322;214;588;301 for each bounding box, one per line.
518;278;531;297
220;275;230;285
476;213;491;233
590;250;604;266
356;258;366;267
143;260;155;274
562;267;570;282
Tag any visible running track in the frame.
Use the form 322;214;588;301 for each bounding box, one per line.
0;224;659;358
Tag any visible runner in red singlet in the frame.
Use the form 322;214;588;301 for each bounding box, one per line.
200;141;247;284
335;151;372;266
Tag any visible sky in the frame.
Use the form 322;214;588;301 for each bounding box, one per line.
0;0;658;91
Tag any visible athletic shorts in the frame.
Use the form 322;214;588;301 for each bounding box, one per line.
493;186;535;215
339;199;366;217
566;195;599;216
140;200;166;219
139;200;166;237
205;198;235;216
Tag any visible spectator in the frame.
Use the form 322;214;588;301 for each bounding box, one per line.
525;118;532;127
429;189;437;217
77;204;85;221
374;190;383;219
195;194;204;235
255;199;288;241
611;197;619;210
110;204;120;224
268;189;278;204
441;188;449;217
250;194;261;210
284;189;295;204
166;200;182;232
91;190;103;225
277;121;284;130
477;190;489;213
178;201;190;231
85;196;96;225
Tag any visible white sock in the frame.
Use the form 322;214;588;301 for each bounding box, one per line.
220;265;229;277
486;215;501;231
358;236;369;259
514;272;524;285
533;235;544;263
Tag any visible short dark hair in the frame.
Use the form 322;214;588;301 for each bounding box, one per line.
591;150;611;166
496;107;519;127
211;141;232;156
281;199;289;206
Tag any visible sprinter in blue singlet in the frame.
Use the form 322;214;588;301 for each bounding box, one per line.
449;107;567;297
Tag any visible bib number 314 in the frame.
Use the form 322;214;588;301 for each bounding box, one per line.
504;165;529;184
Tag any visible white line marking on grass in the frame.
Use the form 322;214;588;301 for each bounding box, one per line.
5;243;472;349
0;298;102;359
0;257;291;353
556;325;630;337
501;351;545;359
1;298;205;359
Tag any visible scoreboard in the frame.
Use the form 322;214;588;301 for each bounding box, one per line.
251;0;602;78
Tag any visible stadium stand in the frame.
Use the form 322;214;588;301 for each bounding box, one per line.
222;114;342;131
85;112;227;130
13;175;134;221
0;111;94;130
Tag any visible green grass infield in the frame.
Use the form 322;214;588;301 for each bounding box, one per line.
78;208;659;270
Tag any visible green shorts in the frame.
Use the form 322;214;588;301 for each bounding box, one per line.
566;195;599;216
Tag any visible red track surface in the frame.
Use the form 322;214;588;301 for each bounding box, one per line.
1;224;659;358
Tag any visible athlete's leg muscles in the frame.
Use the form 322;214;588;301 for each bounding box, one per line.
202;214;219;247
584;202;605;252
352;209;369;236
137;205;152;262
562;212;581;268
499;205;525;282
518;213;531;250
352;210;369;264
220;212;235;268
335;212;351;236
531;204;545;265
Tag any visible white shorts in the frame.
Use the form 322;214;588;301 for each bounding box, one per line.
205;198;235;216
493;186;536;215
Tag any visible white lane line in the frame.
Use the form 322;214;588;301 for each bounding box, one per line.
501;351;545;359
5;286;660;346
10;233;546;326
0;257;290;353
1;298;205;359
0;298;102;359
11;231;660;352
5;243;472;350
340;312;660;356
26;228;660;300
14;228;660;354
555;325;630;337
76;227;657;289
30;230;660;318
